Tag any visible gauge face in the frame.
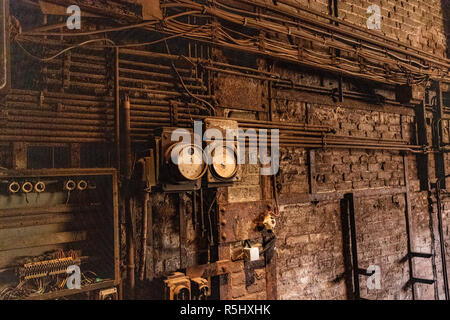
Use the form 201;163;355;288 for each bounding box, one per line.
175;144;206;181
211;146;238;179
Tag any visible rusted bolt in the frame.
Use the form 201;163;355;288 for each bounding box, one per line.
65;180;76;191
221;233;227;240
77;180;88;191
34;181;46;193
221;219;227;226
22;182;33;193
8;182;20;193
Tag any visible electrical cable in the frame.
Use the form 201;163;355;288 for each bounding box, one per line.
21;20;160;37
14;38;116;62
164;40;215;116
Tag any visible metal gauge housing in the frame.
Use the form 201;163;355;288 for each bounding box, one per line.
210;145;238;180
166;143;207;181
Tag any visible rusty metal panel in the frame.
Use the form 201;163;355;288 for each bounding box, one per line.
138;0;162;20
39;1;100;17
0;169;120;299
215;74;264;112
218;200;270;243
39;0;142;21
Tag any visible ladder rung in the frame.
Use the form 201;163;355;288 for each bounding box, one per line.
410;252;433;259
412;278;435;285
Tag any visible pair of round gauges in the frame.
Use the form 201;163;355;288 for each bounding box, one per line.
165;143;238;181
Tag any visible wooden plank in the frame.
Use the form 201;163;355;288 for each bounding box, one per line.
264;233;277;300
0;204;98;218
0;168;116;178
0;223;73;239
0;231;88;251
27;280;117;300
0;243;81;269
0;213;76;229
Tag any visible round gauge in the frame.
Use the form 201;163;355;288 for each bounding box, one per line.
211;145;238;180
169;143;207;181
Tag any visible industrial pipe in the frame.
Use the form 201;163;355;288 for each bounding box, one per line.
139;192;150;281
123;94;136;298
436;180;450;300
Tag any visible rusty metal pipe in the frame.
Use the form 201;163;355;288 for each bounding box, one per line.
0;128;110;138
120;59;191;74
0;135;105;143
120;78;207;92
115;47;121;171
123;94;135;298
10;89;114;102
139;192;150;281
119;67;202;84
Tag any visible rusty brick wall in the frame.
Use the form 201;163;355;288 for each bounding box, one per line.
229;253;268;300
276;201;346;299
227;164;262;204
270;0;448;57
355;195;410;300
5;0;450;301
270;62;444;300
339;0;448;57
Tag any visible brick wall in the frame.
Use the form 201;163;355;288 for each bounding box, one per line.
141;0;449;299
276;201;346;299
263;0;448;57
338;0;448;57
270;61;446;299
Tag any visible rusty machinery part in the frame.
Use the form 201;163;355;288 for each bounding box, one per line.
97;287;118;300
164;143;207;181
164;272;191;300
262;211;277;232
77;180;88;191
209;144;239;181
17;257;81;281
64;180;76;191
8;181;20;194
21;182;33;193
34;181;46;193
190;278;210;300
